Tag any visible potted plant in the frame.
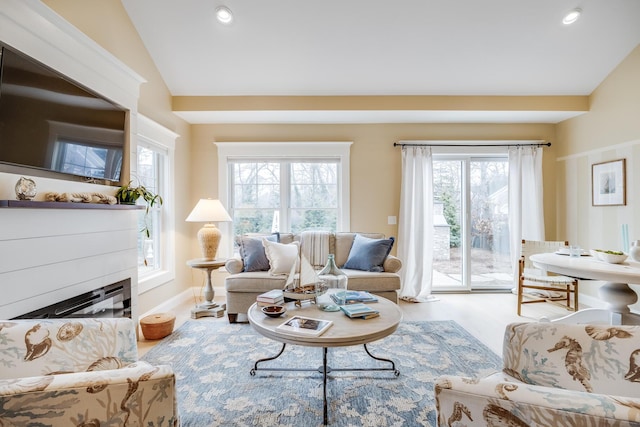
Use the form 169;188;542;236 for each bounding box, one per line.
115;181;163;238
115;181;162;207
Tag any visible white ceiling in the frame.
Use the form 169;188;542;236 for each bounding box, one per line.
122;0;640;124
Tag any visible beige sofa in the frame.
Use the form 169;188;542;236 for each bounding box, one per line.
224;232;402;323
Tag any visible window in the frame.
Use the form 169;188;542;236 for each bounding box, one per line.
135;115;177;293
216;142;351;256
230;160;338;235
136;144;163;271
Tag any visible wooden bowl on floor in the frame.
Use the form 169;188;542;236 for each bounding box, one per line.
140;313;176;340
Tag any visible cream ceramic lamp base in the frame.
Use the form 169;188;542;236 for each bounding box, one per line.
197;223;222;260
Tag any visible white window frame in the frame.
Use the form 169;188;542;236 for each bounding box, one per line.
134;115;177;294
215;142;352;258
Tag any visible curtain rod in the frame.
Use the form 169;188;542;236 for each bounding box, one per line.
393;141;551;148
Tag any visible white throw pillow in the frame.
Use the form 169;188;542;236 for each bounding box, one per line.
263;239;300;275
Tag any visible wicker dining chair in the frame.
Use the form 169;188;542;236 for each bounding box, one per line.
517;239;579;316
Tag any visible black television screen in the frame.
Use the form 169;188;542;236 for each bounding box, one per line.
0;43;126;183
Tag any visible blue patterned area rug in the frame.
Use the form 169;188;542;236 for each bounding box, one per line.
141;320;501;426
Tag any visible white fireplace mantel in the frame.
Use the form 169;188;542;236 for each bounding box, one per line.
0;0;145;321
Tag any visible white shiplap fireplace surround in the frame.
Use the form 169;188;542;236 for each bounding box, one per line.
0;1;145;321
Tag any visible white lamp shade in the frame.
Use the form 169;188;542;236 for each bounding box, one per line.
186;199;232;223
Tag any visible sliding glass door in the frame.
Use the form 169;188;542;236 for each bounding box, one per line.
432;156;512;291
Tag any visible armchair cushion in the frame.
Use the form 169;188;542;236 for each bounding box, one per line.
503;322;640;396
0;318;137;380
0;318;178;426
436;373;640;426
435;322;640;427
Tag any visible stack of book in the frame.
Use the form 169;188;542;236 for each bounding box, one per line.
256;289;284;307
340;303;380;319
330;290;378;305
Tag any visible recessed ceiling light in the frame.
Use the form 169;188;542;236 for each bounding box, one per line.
215;6;233;25
562;8;582;25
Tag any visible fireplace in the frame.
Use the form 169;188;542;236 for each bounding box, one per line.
13;279;132;320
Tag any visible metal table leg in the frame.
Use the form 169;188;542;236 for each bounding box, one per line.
250;344;400;425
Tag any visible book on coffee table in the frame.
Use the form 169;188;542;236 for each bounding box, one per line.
330;290;378;305
257;289;284;304
276;315;333;337
340;303;380;319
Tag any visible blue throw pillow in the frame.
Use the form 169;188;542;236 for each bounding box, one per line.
342;234;395;272
240;234;279;272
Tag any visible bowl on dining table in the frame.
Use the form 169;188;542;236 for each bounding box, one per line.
593;249;628;264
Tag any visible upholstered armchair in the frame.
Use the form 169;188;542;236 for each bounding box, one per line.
0;318;178;426
435;322;640;426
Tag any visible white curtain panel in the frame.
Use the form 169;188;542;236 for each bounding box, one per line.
398;146;436;302
508;146;545;280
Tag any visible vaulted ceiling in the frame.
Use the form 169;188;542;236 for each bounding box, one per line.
122;0;640;124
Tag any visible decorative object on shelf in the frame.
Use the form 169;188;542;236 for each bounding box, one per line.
70;192;92;203
185;199;232;260
317;254;348;307
15;177;37;200
630;241;640;262
92;193;117;204
45;192;68;202
592;158;626;206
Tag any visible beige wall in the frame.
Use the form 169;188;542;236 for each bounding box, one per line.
38;2;640;313
556;44;640;305
44;0;195;314
193;122;557;252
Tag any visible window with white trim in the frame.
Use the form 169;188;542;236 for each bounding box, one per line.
135;115;177;293
216;142;351;256
230;159;339;234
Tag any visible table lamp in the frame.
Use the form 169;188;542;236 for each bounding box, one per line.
186;199;232;260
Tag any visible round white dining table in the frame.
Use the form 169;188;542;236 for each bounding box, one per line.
530;252;640;325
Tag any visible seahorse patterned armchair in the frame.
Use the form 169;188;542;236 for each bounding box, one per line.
435;322;640;426
0;318;178;426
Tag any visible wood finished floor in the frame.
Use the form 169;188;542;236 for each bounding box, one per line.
138;291;580;357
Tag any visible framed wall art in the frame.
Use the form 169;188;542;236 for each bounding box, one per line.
592;158;626;206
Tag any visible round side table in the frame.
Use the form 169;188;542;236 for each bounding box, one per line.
187;258;226;317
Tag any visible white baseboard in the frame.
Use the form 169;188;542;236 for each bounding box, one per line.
140;286;226;319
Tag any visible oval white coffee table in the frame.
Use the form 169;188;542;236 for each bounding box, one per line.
248;291;402;425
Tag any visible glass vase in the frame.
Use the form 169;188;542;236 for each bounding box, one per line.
317;254;348;307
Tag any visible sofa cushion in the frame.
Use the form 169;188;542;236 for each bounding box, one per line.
343;269;401;293
225;271;288;293
334;232;385;267
343;234;395;272
263;239;300;275
239;234;278;272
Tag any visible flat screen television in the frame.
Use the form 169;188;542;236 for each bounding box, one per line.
0;42;127;183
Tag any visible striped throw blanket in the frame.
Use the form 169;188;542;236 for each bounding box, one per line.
300;231;331;268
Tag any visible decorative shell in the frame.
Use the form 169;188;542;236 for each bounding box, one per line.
56;322;83;341
15;177;37;200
